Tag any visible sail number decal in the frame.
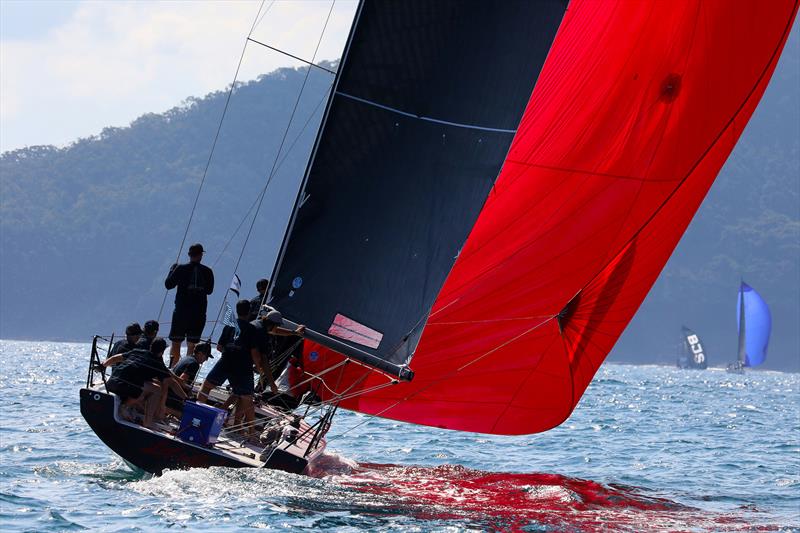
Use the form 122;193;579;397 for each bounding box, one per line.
328;313;383;349
686;334;705;364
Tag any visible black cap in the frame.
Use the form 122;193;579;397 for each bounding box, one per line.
188;243;204;256
143;320;159;335
194;342;213;358
125;322;143;336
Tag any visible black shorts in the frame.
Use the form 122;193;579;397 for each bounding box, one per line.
106;378;142;401
168;309;206;343
205;358;254;396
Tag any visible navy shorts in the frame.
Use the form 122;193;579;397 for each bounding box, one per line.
205;358;254;396
168;309;206;343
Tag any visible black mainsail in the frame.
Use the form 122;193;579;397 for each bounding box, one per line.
677;326;708;370
268;0;567;378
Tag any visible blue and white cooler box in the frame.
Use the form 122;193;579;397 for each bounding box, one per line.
178;402;227;446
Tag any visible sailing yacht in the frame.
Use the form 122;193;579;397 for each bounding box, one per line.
677;326;708;370
727;281;771;373
80;0;797;473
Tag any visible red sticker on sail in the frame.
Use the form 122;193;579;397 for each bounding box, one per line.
328;314;383;349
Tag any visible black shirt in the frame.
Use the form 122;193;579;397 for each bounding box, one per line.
110;339;137;357
250;319;273;357
135;336;155;350
108;349;170;389
217;319;257;371
173;355;201;382
248;294;265;321
164;262;214;313
250;319;302;377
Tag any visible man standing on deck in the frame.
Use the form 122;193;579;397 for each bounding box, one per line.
248;278;270;321
196;299;263;438
251;309;282;396
165;243;214;367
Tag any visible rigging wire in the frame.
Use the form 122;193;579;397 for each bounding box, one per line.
210;0;338;338
157;0;269;321
328;315;555;441
252;0;276;33
211;86;333;269
247;37;337;75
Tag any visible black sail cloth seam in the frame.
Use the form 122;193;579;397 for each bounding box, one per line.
335;91;518;133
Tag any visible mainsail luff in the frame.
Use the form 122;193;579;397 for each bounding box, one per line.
268;0;568;374
302;0;798;434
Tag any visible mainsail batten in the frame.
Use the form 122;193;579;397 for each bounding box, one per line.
269;0;568;371
303;0;797;434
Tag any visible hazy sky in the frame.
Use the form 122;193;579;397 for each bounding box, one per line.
0;0;357;153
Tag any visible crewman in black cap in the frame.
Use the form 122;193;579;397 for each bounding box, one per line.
172;342;213;385
110;322;142;357
136;320;160;350
165;243;214;367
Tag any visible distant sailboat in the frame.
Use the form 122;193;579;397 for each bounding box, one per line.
677;326;708;370
727;281;771;373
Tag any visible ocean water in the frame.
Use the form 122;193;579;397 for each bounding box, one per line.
0;339;798;532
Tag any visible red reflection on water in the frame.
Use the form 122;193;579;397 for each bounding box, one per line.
312;459;765;531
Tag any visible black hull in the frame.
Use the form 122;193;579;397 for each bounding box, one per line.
80;388;309;475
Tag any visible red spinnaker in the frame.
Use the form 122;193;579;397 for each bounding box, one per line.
303;0;798;434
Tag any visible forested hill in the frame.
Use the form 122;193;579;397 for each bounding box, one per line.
1;63;335;347
1;41;798;371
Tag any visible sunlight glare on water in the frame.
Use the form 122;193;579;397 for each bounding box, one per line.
0;340;798;531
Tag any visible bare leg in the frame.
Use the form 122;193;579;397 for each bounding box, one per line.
221;395;239;427
164;377;188;400
238;395;256;438
169;341;182;367
196;380;215;404
142;382;161;428
186;341;197;360
221;394;238;410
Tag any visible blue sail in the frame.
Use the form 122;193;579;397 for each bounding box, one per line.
736;282;771;367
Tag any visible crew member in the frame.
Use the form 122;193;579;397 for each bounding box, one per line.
136;320;159;350
251;310;280;396
256;308;306;407
110;323;142;357
173;342;213;385
101;338;187;428
196;300;262;438
248;278;270;320
165;243;214;367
